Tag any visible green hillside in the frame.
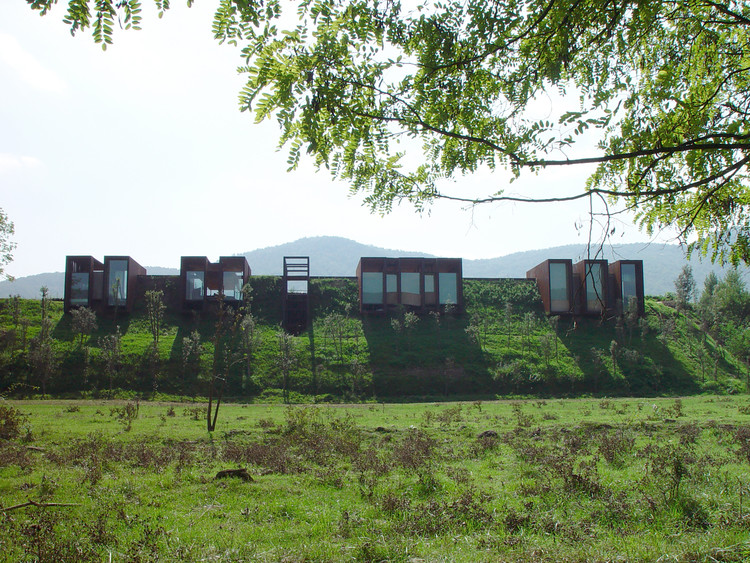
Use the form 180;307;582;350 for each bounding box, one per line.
0;278;747;400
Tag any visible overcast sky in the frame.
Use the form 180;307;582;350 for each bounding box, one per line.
0;2;672;279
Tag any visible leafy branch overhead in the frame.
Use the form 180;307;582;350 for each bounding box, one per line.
30;0;750;263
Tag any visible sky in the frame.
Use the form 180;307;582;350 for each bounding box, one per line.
0;2;673;279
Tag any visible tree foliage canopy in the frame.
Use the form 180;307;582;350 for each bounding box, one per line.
30;0;750;262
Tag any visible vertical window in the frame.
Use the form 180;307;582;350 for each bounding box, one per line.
424;274;436;305
585;263;604;312
223;271;244;300
439;272;458;305
401;272;421;306
186;271;205;301
549;262;569;313
108;260;128;306
287;280;308;294
70;272;89;305
386;274;397;293
424;274;435;293
621;263;637;308
386;273;398;304
362;272;384;304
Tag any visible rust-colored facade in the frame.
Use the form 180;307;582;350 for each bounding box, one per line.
64;255;104;313
609;260;645;317
282;256;310;334
356;257;463;314
64;255;145;313
525;259;574;315
572;259;610;316
528;258;645;317
181;256;251;309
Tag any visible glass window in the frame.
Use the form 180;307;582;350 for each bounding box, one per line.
70;272;89;305
621;263;637;306
401;272;421;306
424;274;435;293
362;272;383;304
549;262;569;312
386;274;397;293
287;280;308;294
439;273;458;305
585;262;604;312
401;273;420;294
107;260;128;306
186;271;205;301
223;271;244;300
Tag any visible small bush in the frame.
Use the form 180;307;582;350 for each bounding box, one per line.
0;404;27;440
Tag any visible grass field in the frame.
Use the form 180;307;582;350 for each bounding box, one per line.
2;396;750;561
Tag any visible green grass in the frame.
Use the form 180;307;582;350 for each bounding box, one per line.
2;397;750;561
1;278;749;399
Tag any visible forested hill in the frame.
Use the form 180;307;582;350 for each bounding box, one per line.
1;236;746;298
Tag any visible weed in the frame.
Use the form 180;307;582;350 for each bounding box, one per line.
733;426;750;463
0;405;27;440
183;406;203;421
598;428;635;467
256;417;276;429
110;401;139;432
677;421;702;445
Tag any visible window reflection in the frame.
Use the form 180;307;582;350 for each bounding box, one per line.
362;272;383;304
108;260;128;306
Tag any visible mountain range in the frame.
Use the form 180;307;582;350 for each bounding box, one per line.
1;236;746;299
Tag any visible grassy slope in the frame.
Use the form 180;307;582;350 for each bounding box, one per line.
0;278;748;398
1;397;750;561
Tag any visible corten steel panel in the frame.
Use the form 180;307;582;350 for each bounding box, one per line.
180;256;211;309
437;258;464;313
609;260;645;317
64;255;104;313
219;256;251;277
103;256;146;313
282;256;310;334
526;259;573;316
355;257;463;314
181;256;252;309
283;256;310;280
219;256;251;301
573;259;610;316
357;258;387;313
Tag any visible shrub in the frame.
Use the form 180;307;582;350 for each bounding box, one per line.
0;404;27;440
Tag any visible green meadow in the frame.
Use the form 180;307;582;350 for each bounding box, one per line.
2;396;750;561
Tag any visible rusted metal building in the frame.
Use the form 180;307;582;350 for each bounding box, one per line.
356;257;463;314
525;259;574;315
64;255;105;313
528;258;645;317
609;260;645;316
572;259;610;316
282;256;310;334
64;255;146;313
180;256;251;309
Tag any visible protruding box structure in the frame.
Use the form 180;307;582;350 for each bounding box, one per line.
526;259;573;315
609;260;645;316
573;259;609;316
282;256;310;334
64;255;104;312
104;256;147;313
181;256;251;309
356;257;463;314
